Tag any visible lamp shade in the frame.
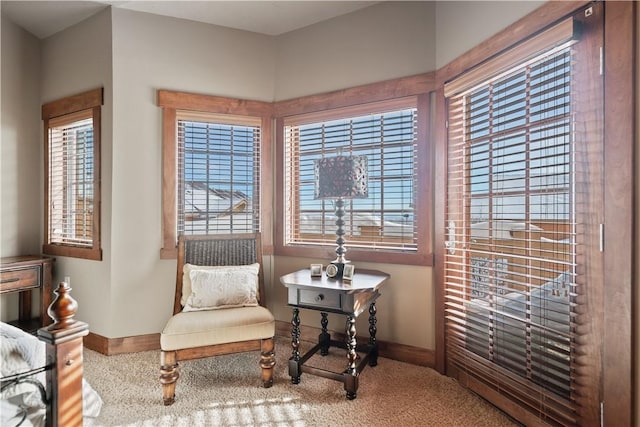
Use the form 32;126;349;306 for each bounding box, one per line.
314;155;369;199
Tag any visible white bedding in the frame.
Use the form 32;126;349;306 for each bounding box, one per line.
0;322;102;426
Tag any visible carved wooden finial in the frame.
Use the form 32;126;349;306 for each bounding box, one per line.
38;281;88;344
47;281;78;329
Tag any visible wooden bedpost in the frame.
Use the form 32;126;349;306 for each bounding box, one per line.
37;282;89;427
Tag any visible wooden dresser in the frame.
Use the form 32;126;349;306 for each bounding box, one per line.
0;255;55;332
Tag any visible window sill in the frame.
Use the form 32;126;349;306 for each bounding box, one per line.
43;244;102;261
275;244;432;267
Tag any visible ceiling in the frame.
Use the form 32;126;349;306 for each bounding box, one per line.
1;1;380;40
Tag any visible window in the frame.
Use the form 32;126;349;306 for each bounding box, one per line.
442;8;605;424
285;104;417;249
158;90;272;259
177;112;261;236
276;87;433;266
42;88;103;260
467;48;572;226
451;44;576;393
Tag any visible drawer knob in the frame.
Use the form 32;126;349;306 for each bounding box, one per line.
315;294;324;302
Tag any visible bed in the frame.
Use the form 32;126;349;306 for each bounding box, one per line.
0;283;102;426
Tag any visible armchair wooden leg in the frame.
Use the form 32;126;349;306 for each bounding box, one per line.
260;337;275;388
160;350;179;405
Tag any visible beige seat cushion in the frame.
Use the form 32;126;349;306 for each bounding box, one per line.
160;306;275;351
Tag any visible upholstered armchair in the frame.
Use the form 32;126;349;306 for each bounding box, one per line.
159;233;275;405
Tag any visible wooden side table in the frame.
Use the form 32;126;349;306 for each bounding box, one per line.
280;268;389;400
0;256;55;332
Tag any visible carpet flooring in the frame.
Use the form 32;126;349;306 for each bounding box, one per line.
83;337;517;426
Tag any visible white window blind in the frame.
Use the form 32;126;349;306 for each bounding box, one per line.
284;107;418;252
176;112;261;236
47;111;95;247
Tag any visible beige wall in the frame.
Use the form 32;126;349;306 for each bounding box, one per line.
105;3;440;342
108;8;277;337
0;15;41;258
434;1;543;68
272;1;438;348
274;1;436;101
1;1;606;353
2;0;636;420
0;15;41;321
38;8;114;330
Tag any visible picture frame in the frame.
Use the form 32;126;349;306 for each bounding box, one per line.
343;264;355;281
310;264;323;277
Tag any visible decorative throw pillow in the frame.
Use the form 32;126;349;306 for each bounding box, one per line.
182;264;260;311
181;263;260;306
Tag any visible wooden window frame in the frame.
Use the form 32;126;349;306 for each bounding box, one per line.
274;74;436;266
445;39;585;423
158;90;273;259
42;88;103;261
434;1;635;426
283;99;419;252
176;111;262;236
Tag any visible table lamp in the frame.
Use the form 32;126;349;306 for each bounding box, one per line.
314;155;368;278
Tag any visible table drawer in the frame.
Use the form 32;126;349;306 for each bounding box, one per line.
298;289;341;310
0;268;39;293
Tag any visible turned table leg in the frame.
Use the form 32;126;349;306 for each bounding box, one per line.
368;302;379;367
344;315;359;400
289;308;301;384
319;312;330;356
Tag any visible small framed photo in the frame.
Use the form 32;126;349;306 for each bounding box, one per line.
310;264;323;277
343;264;355;281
